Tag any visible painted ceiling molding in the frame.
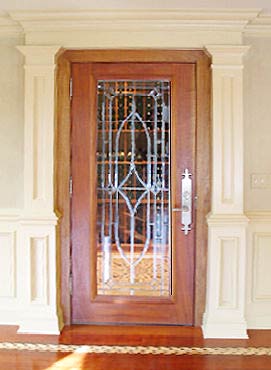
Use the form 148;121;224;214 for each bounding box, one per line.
9;9;260;32
0;12;22;35
245;14;271;35
0;9;271;37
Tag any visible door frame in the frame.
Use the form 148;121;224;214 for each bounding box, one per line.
55;49;211;326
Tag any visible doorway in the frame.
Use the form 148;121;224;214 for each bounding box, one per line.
56;50;211;326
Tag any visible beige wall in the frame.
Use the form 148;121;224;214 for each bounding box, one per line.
244;36;271;212
0;35;24;208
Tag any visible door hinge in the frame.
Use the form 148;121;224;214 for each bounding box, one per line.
69;274;73;296
69;77;73;99
69;176;73;197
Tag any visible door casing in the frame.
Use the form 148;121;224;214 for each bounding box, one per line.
55;49;211;326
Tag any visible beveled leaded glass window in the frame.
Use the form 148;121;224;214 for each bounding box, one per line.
96;80;171;297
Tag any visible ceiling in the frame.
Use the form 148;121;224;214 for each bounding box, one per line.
0;0;270;13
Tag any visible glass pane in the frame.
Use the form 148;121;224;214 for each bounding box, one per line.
96;80;171;297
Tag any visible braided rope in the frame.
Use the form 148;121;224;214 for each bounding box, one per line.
0;342;271;356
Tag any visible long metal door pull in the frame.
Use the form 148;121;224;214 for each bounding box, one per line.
181;168;192;235
172;168;192;235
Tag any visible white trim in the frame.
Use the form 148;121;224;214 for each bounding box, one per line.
9;9;260;32
246;211;271;329
246;211;271;222
245;14;271;36
202;45;249;338
206;45;250;65
0;13;22;37
207;213;249;226
2;9;271;38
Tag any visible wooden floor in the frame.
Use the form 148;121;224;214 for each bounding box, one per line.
1;325;271;369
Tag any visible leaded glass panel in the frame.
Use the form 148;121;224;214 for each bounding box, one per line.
96;80;171;296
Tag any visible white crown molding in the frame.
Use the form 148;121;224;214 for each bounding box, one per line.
9;9;261;33
245;14;271;36
4;9;271;39
0;12;22;37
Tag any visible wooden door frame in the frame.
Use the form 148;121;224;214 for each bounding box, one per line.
55;49;211;326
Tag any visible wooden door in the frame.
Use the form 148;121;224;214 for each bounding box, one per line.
71;62;196;325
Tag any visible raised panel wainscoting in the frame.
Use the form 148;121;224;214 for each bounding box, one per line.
0;213;62;334
246;212;271;329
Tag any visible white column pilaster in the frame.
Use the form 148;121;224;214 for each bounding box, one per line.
202;45;250;338
16;46;63;334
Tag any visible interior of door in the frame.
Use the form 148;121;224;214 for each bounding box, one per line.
71;62;196;325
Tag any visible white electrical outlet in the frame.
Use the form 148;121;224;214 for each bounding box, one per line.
251;173;271;189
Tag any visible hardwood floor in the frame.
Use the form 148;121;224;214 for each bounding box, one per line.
1;325;271;369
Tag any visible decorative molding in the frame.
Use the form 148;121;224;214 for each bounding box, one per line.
0;232;16;298
207;213;249;226
0;210;21;223
17;46;61;215
2;9;271;39
246;211;271;222
30;236;49;305
0;218;20;325
0;210;57;224
0;46;63;334
203;220;247;338
0;13;22;37
246;213;271;329
16;45;60;65
252;233;271;301
3;9;267;47
17;223;62;334
219;238;238;309
206;45;249;214
15;44;62;334
204;45;250;66
203;44;248;337
245;14;271;36
9;9;260;32
202;320;248;339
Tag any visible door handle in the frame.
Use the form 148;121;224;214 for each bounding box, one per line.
172;168;192;235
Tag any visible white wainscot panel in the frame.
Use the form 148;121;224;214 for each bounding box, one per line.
0;232;16;298
219;238;238;309
252;233;271;301
30;236;49;305
246;213;271;329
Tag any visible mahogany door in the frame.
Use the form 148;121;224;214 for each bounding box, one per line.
71;62;196;325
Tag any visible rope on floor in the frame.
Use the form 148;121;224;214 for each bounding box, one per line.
0;342;271;356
